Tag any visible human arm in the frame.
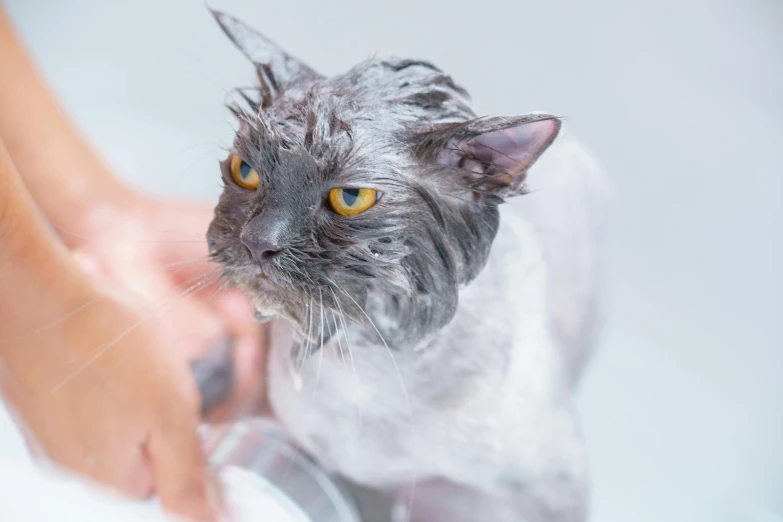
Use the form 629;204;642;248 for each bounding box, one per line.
0;4;135;245
0;139;219;521
0;4;267;419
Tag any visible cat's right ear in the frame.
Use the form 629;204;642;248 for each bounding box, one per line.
211;10;319;97
410;114;561;198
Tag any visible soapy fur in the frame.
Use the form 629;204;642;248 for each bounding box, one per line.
207;11;612;522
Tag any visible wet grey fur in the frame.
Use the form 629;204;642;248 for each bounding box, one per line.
207;10;612;522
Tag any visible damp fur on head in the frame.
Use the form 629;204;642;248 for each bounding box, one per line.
206;11;561;349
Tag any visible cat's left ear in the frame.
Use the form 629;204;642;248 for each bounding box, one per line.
411;114;561;196
212;10;319;93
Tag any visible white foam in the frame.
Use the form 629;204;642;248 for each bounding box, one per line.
0;403;308;522
220;466;310;522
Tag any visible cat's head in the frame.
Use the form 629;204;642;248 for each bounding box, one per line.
207;11;560;348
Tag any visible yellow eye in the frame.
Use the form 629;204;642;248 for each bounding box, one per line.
230;155;260;190
328;188;379;216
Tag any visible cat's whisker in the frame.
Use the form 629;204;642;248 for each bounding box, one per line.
200;284;225;310
326;277;412;418
327;278;416;521
315;287;324;391
108;271;221;365
118;266;222;341
0;297;100;345
208;246;235;262
149;268;220;315
330;289;355;368
330;309;347;370
138;239;212;244
49;224;213;245
329;286;364;432
173;150;221;187
172;140;221;157
141;224;212;238
2;256;218;346
328;290;358;373
50;268;220;392
298;296;314;378
158;265;221;292
10;264;219;344
160;255;212;270
281;252;316;286
306;294;325;414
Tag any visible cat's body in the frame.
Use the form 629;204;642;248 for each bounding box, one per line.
206;11;611;522
267;130;608;522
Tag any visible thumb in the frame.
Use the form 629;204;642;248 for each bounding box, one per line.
148;416;221;522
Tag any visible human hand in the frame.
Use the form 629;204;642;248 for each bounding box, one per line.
0;136;232;521
0;284;220;521
68;193;268;421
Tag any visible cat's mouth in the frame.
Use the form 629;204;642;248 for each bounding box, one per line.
208;240;359;348
240;274;329;341
246;280;359;354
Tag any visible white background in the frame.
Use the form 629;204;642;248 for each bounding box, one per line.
2;1;781;521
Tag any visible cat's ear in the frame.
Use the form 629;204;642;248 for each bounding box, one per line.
211;10;319;94
412;114;561;196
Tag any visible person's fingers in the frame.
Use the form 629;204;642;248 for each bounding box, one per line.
213;290;257;336
203;334;267;423
82;429;154;500
111;450;154;499
201;292;268;421
41;428;154;500
152;200;215;267
118;258;224;361
148;414;218;522
191;336;235;416
167;256;223;298
149;201;227;301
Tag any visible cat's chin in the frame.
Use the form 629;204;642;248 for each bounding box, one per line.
249;296;279;321
249;295;308;337
252;309;276;323
251;299;324;345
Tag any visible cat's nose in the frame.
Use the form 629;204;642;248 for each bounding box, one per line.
241;235;282;264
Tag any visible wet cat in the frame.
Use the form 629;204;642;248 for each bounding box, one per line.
205;10;612;522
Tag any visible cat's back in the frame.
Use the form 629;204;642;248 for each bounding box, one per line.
494;124;613;381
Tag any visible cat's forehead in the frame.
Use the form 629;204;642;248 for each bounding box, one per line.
231;56;475;178
327;58;472;117
263;58;464;113
252;58;473;140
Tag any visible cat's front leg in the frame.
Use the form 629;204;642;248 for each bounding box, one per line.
391;479;519;522
386;436;589;522
390;475;587;522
